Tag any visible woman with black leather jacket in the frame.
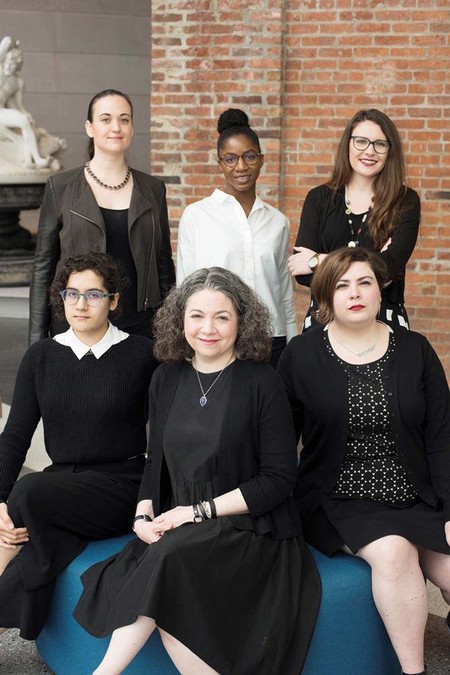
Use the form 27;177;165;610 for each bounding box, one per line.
29;88;175;346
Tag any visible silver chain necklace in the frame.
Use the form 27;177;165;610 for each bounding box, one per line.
192;356;233;407
330;323;380;358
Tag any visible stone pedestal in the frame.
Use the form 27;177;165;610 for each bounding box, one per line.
0;182;45;286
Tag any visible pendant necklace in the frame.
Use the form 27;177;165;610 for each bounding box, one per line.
344;188;372;248
85;162;131;191
331;323;381;358
193;355;233;407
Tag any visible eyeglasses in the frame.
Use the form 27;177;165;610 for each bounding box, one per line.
218;151;263;167
59;289;114;306
351;136;390;154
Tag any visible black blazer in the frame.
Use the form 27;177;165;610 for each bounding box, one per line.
138;359;303;540
29;166;175;344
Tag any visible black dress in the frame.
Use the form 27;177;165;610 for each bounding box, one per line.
304;332;450;557
74;364;316;675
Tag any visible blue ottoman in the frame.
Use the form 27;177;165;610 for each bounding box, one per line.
36;537;399;675
303;547;399;675
36;534;177;675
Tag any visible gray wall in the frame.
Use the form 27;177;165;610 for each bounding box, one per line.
0;0;151;172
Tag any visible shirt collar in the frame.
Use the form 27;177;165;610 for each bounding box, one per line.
212;188;266;214
53;322;129;360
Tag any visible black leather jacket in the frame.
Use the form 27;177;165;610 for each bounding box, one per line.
29;166;175;344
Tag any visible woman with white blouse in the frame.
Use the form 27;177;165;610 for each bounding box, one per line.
176;108;296;367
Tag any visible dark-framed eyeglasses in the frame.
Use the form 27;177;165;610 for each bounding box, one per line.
351;136;390;154
59;289;114;306
218;151;263;168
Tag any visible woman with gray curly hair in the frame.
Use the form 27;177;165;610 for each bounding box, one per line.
74;266;320;675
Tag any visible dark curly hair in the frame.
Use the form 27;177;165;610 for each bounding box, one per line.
311;247;388;325
86;89;134;160
153;267;272;363
50;250;128;321
217;108;261;156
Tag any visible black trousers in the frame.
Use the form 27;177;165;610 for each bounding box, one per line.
0;459;142;639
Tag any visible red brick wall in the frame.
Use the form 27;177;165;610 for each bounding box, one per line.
151;0;450;377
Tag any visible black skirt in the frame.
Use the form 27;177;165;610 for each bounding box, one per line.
74;517;320;675
305;495;450;557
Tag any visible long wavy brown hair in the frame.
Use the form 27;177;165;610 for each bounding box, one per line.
153;267;272;363
328;109;408;251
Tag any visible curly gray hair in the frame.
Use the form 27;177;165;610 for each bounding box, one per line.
153;267;272;362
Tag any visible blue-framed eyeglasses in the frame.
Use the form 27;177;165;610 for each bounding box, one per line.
59;289;114;307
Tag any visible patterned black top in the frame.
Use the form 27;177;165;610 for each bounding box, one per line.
326;330;418;505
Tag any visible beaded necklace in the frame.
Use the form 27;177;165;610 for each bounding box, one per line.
344;188;372;247
85;162;131;191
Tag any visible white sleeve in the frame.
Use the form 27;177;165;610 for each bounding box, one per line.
278;215;298;341
176;209;197;286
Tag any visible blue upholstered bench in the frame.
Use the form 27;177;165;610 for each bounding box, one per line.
36;535;400;675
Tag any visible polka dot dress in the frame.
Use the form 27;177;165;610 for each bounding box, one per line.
326;332;418;505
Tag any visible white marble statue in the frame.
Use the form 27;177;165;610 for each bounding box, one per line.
0;36;66;176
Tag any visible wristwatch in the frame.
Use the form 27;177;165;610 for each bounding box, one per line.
132;514;152;531
308;254;319;270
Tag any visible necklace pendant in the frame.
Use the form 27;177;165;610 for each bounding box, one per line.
199;395;208;407
348;240;357;248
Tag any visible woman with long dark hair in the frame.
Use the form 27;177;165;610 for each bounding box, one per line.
29;88;175;347
289;109;420;331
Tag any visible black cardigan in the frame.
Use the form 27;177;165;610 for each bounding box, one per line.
138;359;303;540
294;184;420;304
278;327;450;523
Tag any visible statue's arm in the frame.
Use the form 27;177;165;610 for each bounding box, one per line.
0;36;13;63
9;80;29;115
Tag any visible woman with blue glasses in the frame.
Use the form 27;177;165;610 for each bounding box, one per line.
288;109;420;332
0;251;154;642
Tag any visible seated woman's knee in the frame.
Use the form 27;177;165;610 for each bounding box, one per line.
360;535;419;579
7;472;51;523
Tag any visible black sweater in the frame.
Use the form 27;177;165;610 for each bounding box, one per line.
0;336;154;502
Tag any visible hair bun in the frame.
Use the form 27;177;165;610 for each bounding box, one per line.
217;108;250;134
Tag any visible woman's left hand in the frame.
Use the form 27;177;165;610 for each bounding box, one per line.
288;246;317;276
153;506;194;533
445;520;450;547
